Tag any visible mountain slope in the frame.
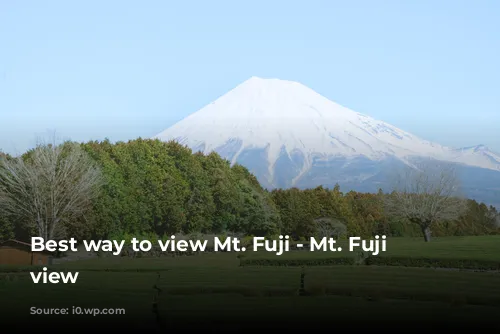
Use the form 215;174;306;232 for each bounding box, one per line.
153;77;500;206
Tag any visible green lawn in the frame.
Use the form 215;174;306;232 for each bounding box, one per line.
2;236;500;325
56;252;241;270
20;235;496;270
244;235;500;260
3;290;499;326
2;268;500;325
156;295;500;323
370;235;500;260
3;264;500;303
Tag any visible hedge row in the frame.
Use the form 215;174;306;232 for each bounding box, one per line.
0;266;44;273
151;285;500;307
365;256;500;271
159;286;297;297
240;256;500;270
0;266;171;273
311;286;500;307
239;257;356;267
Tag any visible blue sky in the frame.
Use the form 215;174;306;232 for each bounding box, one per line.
1;0;499;155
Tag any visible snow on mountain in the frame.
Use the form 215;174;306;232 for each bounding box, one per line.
154;76;500;183
447;145;500;172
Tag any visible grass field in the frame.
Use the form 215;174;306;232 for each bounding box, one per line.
239;235;500;269
244;235;500;260
1;235;500;326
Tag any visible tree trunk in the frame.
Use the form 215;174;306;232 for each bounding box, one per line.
421;225;431;242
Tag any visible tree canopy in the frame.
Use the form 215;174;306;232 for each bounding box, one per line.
0;138;498;242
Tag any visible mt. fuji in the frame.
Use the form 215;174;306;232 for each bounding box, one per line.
154;77;500;206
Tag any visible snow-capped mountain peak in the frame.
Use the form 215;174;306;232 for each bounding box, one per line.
153;77;500;187
449;145;500;171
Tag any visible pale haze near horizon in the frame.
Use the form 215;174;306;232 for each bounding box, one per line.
0;0;499;155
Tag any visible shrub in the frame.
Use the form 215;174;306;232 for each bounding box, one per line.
240;235;254;248
365;256;500;270
159;286;297;297
0;266;172;273
239;257;356;267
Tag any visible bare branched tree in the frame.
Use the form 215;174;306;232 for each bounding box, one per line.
494;214;500;228
0;138;103;240
314;217;347;239
384;161;467;242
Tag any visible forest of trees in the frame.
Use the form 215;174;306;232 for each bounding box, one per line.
0;138;498;242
